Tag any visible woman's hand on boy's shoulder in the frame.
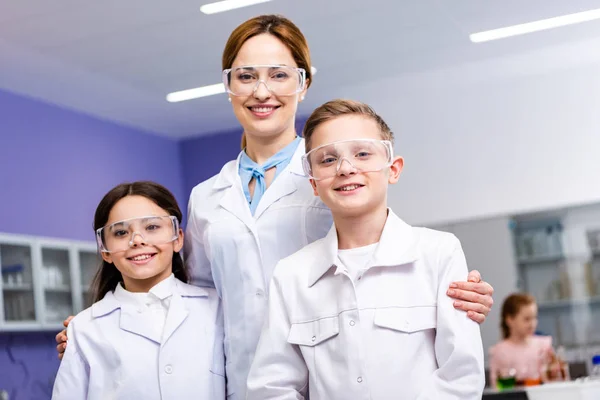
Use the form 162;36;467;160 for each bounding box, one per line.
446;270;494;324
55;316;74;360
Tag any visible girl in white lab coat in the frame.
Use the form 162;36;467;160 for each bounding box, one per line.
184;14;495;399
57;15;495;398
52;181;224;400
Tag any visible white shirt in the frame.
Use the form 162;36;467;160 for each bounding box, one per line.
52;275;225;400
247;210;485;400
113;279;170;340
185;139;333;399
337;243;378;282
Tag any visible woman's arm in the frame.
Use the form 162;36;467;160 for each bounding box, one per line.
184;189;216;289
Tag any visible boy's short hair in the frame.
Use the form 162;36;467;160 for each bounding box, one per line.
302;99;394;152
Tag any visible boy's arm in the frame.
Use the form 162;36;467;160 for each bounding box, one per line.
51;322;89;400
246;267;308;400
417;236;485;400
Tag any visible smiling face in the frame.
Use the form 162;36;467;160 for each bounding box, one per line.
100;195;183;292
228;33;307;144
308;115;404;218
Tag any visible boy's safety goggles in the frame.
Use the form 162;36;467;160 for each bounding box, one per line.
301;139;394;180
96;216;179;253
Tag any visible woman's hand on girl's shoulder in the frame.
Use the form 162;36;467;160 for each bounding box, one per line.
55;316;74;360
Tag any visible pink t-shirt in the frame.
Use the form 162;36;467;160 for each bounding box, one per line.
488;335;553;387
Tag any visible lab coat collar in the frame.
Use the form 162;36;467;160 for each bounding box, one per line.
307;208;418;287
91;277;207;344
212;139;307;190
91;277;208;318
212;139;307;224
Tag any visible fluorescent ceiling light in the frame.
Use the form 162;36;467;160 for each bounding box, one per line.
166;84;225;103
167;66;318;102
200;0;274;15
470;8;600;43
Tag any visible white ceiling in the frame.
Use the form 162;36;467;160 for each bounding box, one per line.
2;0;600;139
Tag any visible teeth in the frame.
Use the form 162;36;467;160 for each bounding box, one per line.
132;254;152;261
339;185;360;191
252;107;274;113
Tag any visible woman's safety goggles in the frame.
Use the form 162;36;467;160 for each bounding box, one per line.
96;216;179;253
301;139;394;180
222;64;306;97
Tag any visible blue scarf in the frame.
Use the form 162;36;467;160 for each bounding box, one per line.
239;136;301;215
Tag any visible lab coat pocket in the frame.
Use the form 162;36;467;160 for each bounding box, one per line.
374;306;437;333
287;316;340;346
287;316;340;376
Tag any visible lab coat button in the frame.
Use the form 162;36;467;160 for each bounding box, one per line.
165;365;173;374
349;320;355;326
311;336;316;342
357;377;363;383
256;290;264;297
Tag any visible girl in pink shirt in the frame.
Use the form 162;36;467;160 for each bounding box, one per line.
489;293;554;387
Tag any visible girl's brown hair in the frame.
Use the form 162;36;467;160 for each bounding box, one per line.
90;181;188;302
302;99;394;152
222;14;312;149
500;293;536;339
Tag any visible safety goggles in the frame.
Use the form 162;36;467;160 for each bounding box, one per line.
301;139;394;180
96;216;179;253
222;64;306;97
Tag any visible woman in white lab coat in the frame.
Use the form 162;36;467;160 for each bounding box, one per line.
184;15;495;399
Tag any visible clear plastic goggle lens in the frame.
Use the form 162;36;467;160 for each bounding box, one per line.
96;216;179;253
222;65;306;97
301;139;393;180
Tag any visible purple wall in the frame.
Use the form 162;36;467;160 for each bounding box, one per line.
0;89;185;242
0;89;185;400
0;88;309;399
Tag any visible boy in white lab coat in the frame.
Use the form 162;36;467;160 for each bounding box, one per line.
246;99;485;399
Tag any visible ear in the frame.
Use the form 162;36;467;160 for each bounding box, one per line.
298;81;309;103
101;251;113;264
505;315;515;328
309;178;319;196
173;229;184;253
388;156;404;184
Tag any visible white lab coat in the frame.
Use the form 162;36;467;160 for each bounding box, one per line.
51;278;225;400
247;209;485;400
185;140;333;399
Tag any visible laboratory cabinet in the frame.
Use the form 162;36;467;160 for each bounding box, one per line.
0;233;98;332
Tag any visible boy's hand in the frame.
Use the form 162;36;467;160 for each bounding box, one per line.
55;316;74;360
447;270;494;324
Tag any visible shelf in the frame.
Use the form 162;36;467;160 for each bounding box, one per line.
517;254;564;265
538;296;600;310
44;285;71;293
0;322;62;332
1;284;33;292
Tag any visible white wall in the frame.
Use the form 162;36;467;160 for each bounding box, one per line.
435;217;518;364
315;37;600;227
